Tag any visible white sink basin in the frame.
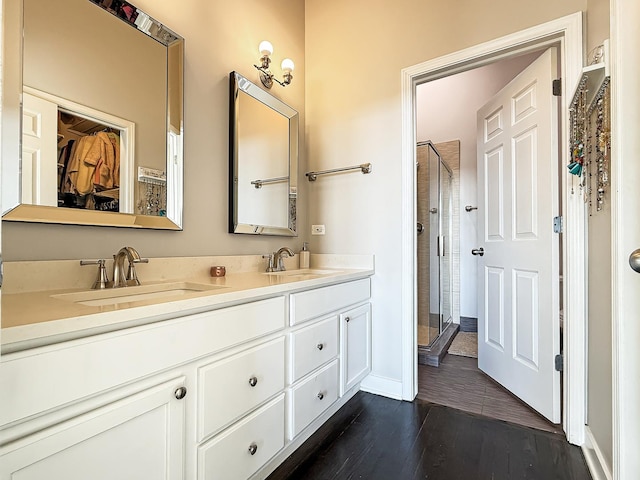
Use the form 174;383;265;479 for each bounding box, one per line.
263;269;341;280
51;282;227;307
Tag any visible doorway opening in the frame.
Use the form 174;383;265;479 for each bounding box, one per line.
414;51;563;433
399;13;586;444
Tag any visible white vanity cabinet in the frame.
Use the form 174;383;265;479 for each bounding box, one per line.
285;278;371;442
0;296;286;480
0;273;373;480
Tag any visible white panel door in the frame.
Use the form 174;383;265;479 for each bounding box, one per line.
21;92;58;206
476;48;560;423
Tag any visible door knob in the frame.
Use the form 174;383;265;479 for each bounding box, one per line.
417;222;425;235
629;249;640;273
471;247;485;256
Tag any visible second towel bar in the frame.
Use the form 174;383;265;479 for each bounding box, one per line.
306;163;372;181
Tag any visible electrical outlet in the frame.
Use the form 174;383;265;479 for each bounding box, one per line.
312;224;325;235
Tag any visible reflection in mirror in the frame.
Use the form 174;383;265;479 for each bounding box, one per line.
2;0;184;229
229;71;298;236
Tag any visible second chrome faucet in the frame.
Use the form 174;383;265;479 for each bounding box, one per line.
264;247;295;272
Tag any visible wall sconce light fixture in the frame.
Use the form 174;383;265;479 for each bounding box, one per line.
254;40;294;89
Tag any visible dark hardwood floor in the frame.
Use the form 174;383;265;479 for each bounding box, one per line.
418;354;562;433
268;392;591;480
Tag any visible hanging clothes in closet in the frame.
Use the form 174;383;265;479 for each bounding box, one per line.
62;131;120;196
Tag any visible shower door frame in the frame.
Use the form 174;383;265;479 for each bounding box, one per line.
416;141;454;348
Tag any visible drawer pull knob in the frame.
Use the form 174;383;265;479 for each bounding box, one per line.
317;392;324;400
249;376;258;387
174;387;187;400
248;443;258;455
345;316;350;323
316;343;324;351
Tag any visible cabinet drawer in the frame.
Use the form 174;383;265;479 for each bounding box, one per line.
290;278;370;325
288;360;339;439
198;337;285;441
198;394;285;480
1;296;285;428
289;316;338;383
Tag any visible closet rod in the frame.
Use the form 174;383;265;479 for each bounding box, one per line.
306;163;372;181
250;176;289;189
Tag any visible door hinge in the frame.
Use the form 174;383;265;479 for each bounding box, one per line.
555;354;563;372
0;254;3;288
552;79;562;96
553;216;563;234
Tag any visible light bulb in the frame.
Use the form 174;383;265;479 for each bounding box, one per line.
259;40;273;56
281;58;295;73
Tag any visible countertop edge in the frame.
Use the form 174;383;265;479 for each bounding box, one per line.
1;269;374;355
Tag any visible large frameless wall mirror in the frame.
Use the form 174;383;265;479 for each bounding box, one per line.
1;0;184;229
229;71;298;236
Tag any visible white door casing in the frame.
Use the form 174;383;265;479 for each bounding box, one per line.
20;86;136;214
476;48;560;423
611;0;640;476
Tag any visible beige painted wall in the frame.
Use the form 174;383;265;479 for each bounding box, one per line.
588;196;613;468
586;0;612;470
587;0;610;52
305;0;585;382
2;0;306;261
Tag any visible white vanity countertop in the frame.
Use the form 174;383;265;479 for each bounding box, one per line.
1;254;374;353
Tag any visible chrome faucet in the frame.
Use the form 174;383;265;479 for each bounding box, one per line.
112;246;148;288
273;247;295;272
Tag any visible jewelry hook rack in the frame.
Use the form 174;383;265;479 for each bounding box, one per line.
306;163;372;182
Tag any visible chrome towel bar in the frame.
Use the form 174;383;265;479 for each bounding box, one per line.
250;176;289;188
306;163;372;181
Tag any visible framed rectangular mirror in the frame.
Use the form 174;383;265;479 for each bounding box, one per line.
1;0;184;229
229;71;298;236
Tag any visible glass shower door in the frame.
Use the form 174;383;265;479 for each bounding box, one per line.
439;161;453;332
417;141;453;348
428;143;441;344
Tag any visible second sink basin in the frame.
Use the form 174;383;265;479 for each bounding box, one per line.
263;269;341;280
52;282;227;307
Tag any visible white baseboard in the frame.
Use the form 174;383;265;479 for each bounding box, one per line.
582;426;613;480
359;373;403;400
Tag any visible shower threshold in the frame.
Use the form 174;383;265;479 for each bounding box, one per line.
418;322;459;367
